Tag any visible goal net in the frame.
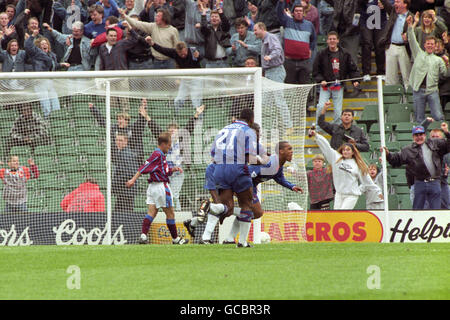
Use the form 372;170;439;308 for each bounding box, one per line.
0;69;311;245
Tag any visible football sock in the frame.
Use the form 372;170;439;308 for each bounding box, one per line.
141;214;154;235
166;219;178;239
233;207;240;216
237;210;254;245
190;217;199;227
202;213;219;241
225;217;240;242
209;203;225;215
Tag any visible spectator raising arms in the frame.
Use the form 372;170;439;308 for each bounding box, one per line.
414;10;448;51
317;100;370;152
0;39;28;90
309;127;382;210
0;156;39;213
406;14;448;124
24;28;68;118
3;103;51;160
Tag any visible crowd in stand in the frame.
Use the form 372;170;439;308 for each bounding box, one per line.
1;0;450;212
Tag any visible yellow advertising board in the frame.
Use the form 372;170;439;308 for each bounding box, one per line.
251;211;384;243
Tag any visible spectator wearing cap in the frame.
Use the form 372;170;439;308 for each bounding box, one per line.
382;123;450;210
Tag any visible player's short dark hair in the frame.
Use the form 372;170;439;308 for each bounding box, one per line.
158;132;171;145
341;108;354;116
275;141;290;154
238;108;254;124
250;122;260;134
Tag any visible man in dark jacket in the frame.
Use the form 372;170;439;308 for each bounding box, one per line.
408;0;444;14
112;133;139;213
3;102;51;160
324;0;360;66
317;100;370;152
313;31;360;130
145;36;204;112
249;0;281;35
200;7;231;68
99;27;140;111
88;99;150;164
383;123;450;209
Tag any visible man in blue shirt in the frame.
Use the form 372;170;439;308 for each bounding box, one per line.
378;0;413;88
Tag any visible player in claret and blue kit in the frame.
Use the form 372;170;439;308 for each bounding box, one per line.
126;132;188;245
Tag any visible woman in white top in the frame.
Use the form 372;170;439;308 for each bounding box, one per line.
309;128;383;209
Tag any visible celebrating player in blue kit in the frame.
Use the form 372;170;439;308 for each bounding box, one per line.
205;108;259;247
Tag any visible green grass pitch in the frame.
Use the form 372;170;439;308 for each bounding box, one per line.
0;243;448;300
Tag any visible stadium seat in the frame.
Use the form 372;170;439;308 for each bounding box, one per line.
388;194;399;209
394;185;411;194
79;144;104;156
389;168;404;178
34;144;57;156
354;122;367;136
59;156;85;173
395;122;415;133
360;152;372;163
392;174;408;186
43;190;62;213
426;121;444;131
87;156;106;171
385;104;413;123
383;95;402;104
394;132;413;141
77;125;100;137
385;141;401;152
358;105;380;130
10;146;31;159
78;136;100;146
398;194;412;209
369;123;393;135
35;155;57;174
57;145;79;157
354;194;367;210
383;84;404;96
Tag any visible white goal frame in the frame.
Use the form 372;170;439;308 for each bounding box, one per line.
1;68;265;244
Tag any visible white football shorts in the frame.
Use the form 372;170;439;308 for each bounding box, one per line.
146;182;173;209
